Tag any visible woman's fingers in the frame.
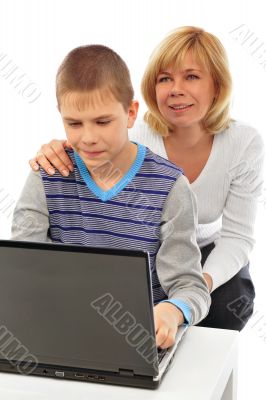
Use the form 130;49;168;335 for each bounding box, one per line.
29;140;74;176
29;157;40;171
42;140;74;174
63;140;73;150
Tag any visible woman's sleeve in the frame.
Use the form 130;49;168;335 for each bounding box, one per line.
203;130;265;292
11;171;51;242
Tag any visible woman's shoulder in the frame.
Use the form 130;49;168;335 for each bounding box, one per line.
217;120;264;154
129;119;161;143
129;118;167;157
220;120;262;143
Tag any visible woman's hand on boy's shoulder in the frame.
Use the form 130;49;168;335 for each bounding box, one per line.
154;302;184;349
29;139;73;176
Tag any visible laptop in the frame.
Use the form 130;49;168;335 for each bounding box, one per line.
0;239;188;389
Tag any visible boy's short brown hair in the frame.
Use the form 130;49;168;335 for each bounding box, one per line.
56;45;134;111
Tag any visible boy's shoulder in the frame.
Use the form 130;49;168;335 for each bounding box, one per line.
143;146;183;177
65;148;75;159
40;148;76;179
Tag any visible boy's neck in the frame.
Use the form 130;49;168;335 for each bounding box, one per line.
88;142;138;191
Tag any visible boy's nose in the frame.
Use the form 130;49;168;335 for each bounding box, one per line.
81;127;98;145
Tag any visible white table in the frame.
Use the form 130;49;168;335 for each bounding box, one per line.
0;326;239;400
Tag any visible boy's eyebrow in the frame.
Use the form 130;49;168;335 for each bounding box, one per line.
63;114;114;121
63;117;81;121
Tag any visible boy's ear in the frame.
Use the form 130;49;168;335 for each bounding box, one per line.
127;100;139;128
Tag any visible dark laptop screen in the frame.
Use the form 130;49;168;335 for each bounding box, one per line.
0;242;157;376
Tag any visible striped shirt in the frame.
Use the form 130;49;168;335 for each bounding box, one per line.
41;144;183;304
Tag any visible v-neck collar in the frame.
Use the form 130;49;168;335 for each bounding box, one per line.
161;134;217;188
74;143;146;202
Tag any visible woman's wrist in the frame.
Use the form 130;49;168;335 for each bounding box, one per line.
203;272;213;292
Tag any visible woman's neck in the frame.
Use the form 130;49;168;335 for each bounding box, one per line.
165;124;211;150
162;124;214;183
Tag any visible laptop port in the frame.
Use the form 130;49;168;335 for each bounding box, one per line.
87;375;95;380
75;373;85;378
55;371;64;377
98;376;105;381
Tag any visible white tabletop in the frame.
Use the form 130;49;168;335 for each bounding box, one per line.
0;326;239;400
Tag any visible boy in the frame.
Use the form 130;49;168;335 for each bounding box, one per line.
12;45;210;349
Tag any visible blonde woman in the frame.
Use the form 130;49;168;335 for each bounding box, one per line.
29;26;264;330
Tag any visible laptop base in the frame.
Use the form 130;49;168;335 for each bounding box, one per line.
0;361;160;389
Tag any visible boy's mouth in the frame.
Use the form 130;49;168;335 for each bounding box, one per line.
81;150;105;158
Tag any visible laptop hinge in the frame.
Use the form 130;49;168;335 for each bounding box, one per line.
118;368;134;377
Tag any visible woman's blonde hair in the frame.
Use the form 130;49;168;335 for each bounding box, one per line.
141;26;232;136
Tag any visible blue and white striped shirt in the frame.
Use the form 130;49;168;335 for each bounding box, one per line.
41;144;185;303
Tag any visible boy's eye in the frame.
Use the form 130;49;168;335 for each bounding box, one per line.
97;120;111;125
68;122;82;127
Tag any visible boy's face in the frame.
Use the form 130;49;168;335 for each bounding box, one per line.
60;90;138;174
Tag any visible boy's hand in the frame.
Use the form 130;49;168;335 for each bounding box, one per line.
29;139;73;176
154;302;184;349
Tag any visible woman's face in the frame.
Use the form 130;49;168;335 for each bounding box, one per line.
155;52;216;132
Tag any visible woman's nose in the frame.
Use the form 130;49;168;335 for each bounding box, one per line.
169;79;185;96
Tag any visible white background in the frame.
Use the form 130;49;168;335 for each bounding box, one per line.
0;0;265;398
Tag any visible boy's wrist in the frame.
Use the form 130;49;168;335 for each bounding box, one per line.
160;299;191;325
171;305;185;326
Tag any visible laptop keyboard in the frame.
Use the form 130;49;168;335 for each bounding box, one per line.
157;347;168;363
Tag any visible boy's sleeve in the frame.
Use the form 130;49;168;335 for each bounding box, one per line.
156;174;211;325
11;170;51;242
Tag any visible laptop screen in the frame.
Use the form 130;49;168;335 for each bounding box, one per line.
0;242;158;377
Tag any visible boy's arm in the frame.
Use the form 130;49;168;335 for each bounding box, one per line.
11;171;51;242
156;174;211;326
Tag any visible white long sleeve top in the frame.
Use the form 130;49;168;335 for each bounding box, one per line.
129;119;265;292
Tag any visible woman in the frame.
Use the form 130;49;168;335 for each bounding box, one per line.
29;26;264;330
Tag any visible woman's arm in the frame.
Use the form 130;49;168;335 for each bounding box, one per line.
29;140;73;176
203;129;265;292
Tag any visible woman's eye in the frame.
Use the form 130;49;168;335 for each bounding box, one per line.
158;76;171;83
187;74;199;80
